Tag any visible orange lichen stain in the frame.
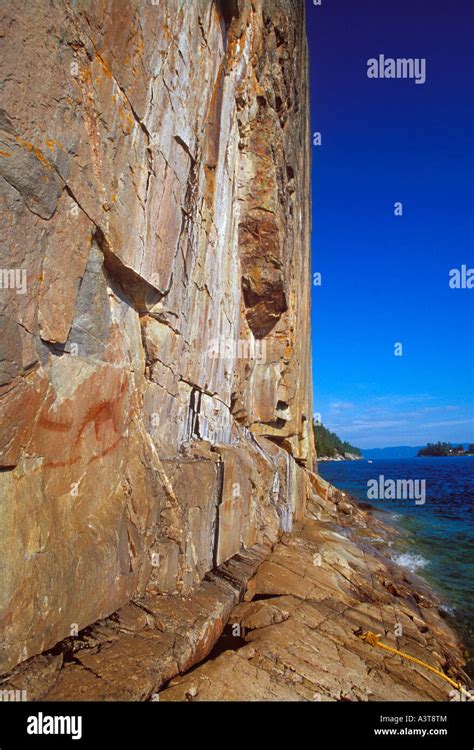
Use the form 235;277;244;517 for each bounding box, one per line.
134;29;145;58
103;193;118;211
208;63;225;116
250;265;262;284
15;137;53;169
115;97;134;136
95;51;113;80
77;65;105;189
162;20;173;41
204;164;216;204
226;21;247;63
0;150;11;157
80;67;92;85
123;112;134;135
45;138;63;153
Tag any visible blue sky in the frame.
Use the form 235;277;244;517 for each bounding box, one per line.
306;0;474;448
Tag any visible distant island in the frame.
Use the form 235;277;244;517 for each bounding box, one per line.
313;422;362;461
417;442;474;457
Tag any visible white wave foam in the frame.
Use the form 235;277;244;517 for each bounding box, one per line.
392;552;429;573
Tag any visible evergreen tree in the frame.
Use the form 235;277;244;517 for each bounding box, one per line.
313;423;361;458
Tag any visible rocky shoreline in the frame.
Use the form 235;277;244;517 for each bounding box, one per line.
317;453;362;462
159;477;471;701
1;475;470;702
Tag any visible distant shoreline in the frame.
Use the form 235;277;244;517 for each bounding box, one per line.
319;454;474;461
417;453;474;458
317;453;362;462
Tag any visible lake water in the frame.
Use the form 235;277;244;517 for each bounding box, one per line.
318;456;474;674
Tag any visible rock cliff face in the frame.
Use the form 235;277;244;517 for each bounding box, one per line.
0;0;314;674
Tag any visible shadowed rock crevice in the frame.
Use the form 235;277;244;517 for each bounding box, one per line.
218;0;241;29
95;228;164;313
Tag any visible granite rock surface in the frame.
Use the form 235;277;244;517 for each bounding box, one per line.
0;0;313;673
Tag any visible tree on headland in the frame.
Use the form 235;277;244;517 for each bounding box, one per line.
313;422;361;458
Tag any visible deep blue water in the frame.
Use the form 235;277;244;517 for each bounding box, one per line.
318;457;474;672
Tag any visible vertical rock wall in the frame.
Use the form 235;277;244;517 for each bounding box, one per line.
0;0;313;673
